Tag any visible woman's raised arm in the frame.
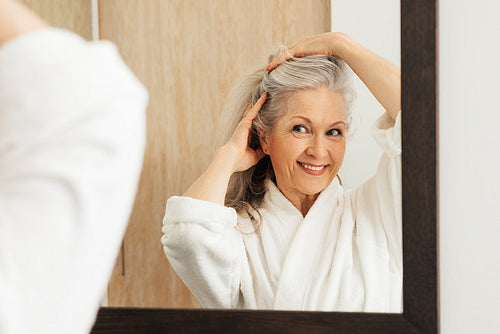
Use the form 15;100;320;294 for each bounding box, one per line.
266;32;400;121
182;92;267;205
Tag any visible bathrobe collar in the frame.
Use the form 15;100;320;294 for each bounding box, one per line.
264;177;343;220
264;178;346;309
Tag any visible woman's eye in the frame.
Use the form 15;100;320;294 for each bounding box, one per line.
292;125;307;133
327;129;341;136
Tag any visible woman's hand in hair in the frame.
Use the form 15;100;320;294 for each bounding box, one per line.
222;92;267;173
267;32;400;120
182;92;267;205
266;32;349;71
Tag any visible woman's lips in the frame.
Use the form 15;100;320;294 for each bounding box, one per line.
297;161;329;176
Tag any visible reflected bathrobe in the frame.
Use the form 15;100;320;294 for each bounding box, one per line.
162;112;402;312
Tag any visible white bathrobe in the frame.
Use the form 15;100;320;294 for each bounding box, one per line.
162;112;402;312
0;29;147;334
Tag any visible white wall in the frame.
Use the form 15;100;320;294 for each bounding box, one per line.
439;0;500;333
91;0;99;41
334;1;500;333
331;0;400;189
91;0;109;306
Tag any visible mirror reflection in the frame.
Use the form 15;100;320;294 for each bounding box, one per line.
25;0;401;312
162;29;402;311
100;0;401;312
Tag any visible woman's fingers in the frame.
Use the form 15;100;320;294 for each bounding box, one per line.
232;92;267;144
240;92;267;131
266;43;316;71
266;33;337;71
266;52;292;71
227;92;268;172
266;36;312;71
244;92;267;120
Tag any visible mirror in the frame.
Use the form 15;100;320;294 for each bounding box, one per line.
18;0;437;332
96;0;437;328
97;0;404;313
156;0;402;313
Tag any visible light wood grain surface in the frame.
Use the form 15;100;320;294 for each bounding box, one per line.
100;0;331;308
20;0;91;40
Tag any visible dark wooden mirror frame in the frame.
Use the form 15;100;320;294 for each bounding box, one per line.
91;0;437;332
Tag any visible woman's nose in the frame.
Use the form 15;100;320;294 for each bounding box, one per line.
305;136;328;158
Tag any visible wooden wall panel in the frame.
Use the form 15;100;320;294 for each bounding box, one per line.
20;0;91;40
100;0;330;308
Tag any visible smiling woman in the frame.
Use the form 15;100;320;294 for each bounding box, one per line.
262;87;348;215
161;33;402;312
220;54;356;220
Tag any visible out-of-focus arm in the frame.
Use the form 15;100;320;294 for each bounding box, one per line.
0;0;47;45
0;25;148;334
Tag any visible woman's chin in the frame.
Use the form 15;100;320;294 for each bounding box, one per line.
293;181;331;197
276;174;336;199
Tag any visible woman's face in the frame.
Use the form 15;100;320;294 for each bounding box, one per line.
260;86;346;205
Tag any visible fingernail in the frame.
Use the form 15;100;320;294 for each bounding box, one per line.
265;65;270;71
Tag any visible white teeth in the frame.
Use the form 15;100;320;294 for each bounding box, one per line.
299;162;326;171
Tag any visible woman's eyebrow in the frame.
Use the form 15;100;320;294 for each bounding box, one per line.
289;116;346;127
289;116;312;123
329;121;346;127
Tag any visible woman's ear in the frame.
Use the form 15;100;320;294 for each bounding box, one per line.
259;132;269;154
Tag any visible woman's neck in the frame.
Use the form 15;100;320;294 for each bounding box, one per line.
296;195;319;217
283;188;320;217
273;180;321;217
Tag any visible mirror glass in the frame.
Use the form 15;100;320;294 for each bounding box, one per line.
334;1;400;189
21;0;400;313
103;0;401;312
153;0;401;313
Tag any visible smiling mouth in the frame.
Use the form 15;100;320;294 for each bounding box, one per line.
297;161;329;171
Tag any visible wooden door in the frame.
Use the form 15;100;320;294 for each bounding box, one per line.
20;0;91;40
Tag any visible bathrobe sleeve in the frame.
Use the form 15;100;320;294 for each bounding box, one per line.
351;112;402;273
162;196;245;308
0;29;147;334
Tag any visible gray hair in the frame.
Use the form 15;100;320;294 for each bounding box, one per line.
216;51;357;224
